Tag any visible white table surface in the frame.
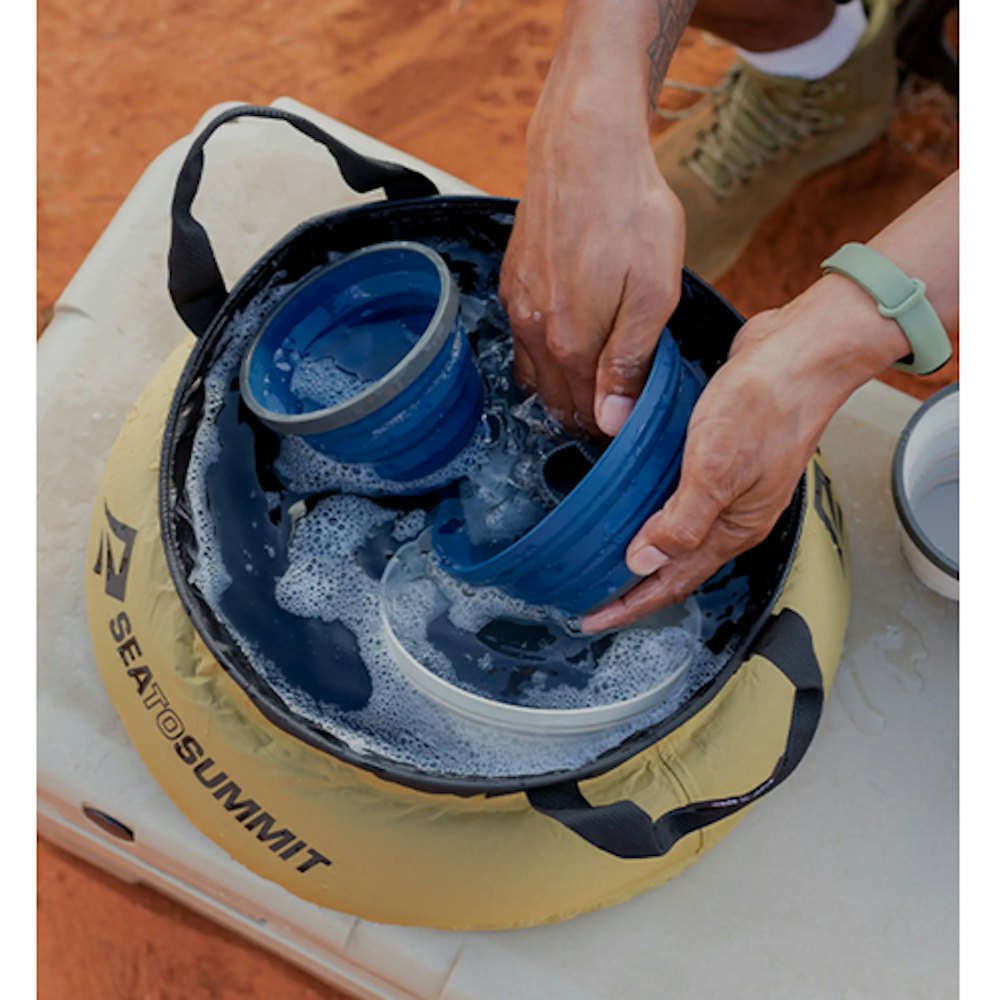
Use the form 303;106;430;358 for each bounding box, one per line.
37;99;958;1000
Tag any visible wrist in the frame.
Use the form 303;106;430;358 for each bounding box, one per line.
771;273;913;404
821;242;953;376
528;63;648;154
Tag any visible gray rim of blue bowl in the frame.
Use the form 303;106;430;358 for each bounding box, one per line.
890;381;959;579
239;240;459;433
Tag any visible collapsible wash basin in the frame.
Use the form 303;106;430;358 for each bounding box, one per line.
85;106;852;930
240;241;483;482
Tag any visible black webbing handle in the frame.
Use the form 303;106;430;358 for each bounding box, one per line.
167;104;440;337
527;608;825;859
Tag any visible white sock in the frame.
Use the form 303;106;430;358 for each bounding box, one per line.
735;0;868;80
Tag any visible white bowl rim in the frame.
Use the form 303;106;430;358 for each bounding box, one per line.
890;382;959;580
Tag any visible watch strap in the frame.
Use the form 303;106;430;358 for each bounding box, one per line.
821;242;952;376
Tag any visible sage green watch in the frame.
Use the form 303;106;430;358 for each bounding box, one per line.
821;242;952;376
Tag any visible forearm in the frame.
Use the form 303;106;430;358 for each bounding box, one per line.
868;170;959;336
530;0;696;152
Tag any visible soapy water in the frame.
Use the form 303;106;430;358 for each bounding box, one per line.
280;300;429;413
286;352;368;410
266;493;715;773
261;258;438;414
180;242;744;778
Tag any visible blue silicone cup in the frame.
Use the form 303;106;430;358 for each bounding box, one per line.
431;331;703;615
240;241;484;482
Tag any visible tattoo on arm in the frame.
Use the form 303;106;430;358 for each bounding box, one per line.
647;0;696;112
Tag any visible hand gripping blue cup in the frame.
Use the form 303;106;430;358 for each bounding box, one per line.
240;241;484;482
431;331;703;615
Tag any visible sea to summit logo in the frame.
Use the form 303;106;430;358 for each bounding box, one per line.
93;504;137;602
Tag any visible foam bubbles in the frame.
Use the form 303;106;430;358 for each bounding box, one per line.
287;353;368;410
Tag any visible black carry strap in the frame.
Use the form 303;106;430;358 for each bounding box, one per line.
527;608;824;859
168;104;440;337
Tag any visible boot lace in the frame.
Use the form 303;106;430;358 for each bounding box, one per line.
657;69;846;197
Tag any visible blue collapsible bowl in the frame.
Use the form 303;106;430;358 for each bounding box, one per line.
431;329;703;615
239;241;484;482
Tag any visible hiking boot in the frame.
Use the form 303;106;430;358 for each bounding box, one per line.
654;0;897;281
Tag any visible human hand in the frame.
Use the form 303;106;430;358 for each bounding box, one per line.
579;278;892;633
499;107;686;437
